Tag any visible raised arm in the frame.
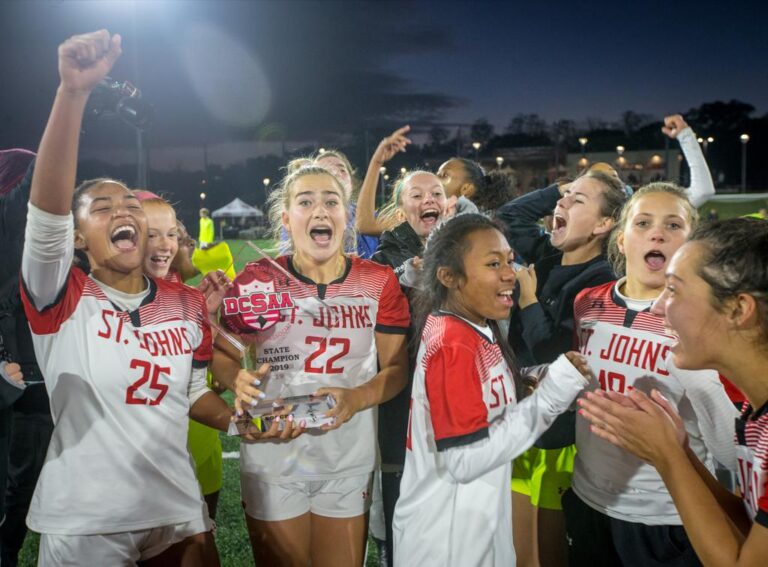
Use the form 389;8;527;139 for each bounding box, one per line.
355;125;411;236
443;353;588;483
30;30;121;214
496;183;562;265
22;31;122;308
662;114;715;207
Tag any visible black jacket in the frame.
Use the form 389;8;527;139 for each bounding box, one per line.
497;184;616;366
371;221;423;279
371;221;423;467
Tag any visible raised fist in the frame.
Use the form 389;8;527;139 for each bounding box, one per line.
58;29;122;94
661;114;689;139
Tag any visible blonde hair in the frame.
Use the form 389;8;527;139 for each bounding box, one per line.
285;157;313;174
607;182;699;276
267;165;355;255
314;149;359;192
377;169;440;231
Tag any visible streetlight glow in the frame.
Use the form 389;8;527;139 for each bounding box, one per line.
400;167;407;174
740;133;750;192
379;166;386;174
616;145;625;155
578;137;588;160
707;136;714;143
495;156;504;168
318;148;326;154
200;192;206;200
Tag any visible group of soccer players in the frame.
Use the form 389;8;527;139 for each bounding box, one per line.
7;28;768;567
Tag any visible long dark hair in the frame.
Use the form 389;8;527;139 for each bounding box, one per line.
412;213;530;397
447;158;520;215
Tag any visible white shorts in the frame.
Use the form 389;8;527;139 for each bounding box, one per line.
38;516;211;566
241;473;373;521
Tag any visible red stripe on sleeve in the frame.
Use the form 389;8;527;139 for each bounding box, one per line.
426;344;488;444
20;269;85;335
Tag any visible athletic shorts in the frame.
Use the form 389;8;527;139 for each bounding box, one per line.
511;445;576;510
188;419;223;495
241;472;373;522
37;517;211;566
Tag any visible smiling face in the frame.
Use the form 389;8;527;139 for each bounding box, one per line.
651;242;725;370
400;172;447;239
443;228;517;325
551;176;611;252
281;172;347;264
316;154;353;200
74;181;147;275
618;192;692;298
142;201;179;279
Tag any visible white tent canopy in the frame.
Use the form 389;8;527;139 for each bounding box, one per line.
211;197;264;218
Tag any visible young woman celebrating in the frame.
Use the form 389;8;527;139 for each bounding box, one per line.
140;195;180;280
213;165;410;566
371;170;447;280
392;214;590;566
137;193;231;522
564;183;737;566
497;167;628;567
314;149;380;259
436;156;518;215
20;30;244;566
579;218;768;567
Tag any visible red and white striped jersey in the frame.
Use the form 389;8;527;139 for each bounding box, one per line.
736;402;768;527
573;280;736;525
222;256;409;481
21;268;211;534
394;312;518;566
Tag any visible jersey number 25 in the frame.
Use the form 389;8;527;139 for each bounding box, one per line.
126;359;170;405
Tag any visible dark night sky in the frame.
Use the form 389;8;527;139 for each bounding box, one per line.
1;0;766;169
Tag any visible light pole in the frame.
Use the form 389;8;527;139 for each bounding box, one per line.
698;136;714;157
616;145;626;170
578;137;588;159
496;156;504;169
263;178;270;202
472;141;481;161
740;134;750;192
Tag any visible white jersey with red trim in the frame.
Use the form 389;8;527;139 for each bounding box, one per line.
222;256;409;481
393;312;518;566
573;280;737;525
21;269;212;535
735;402;768;527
